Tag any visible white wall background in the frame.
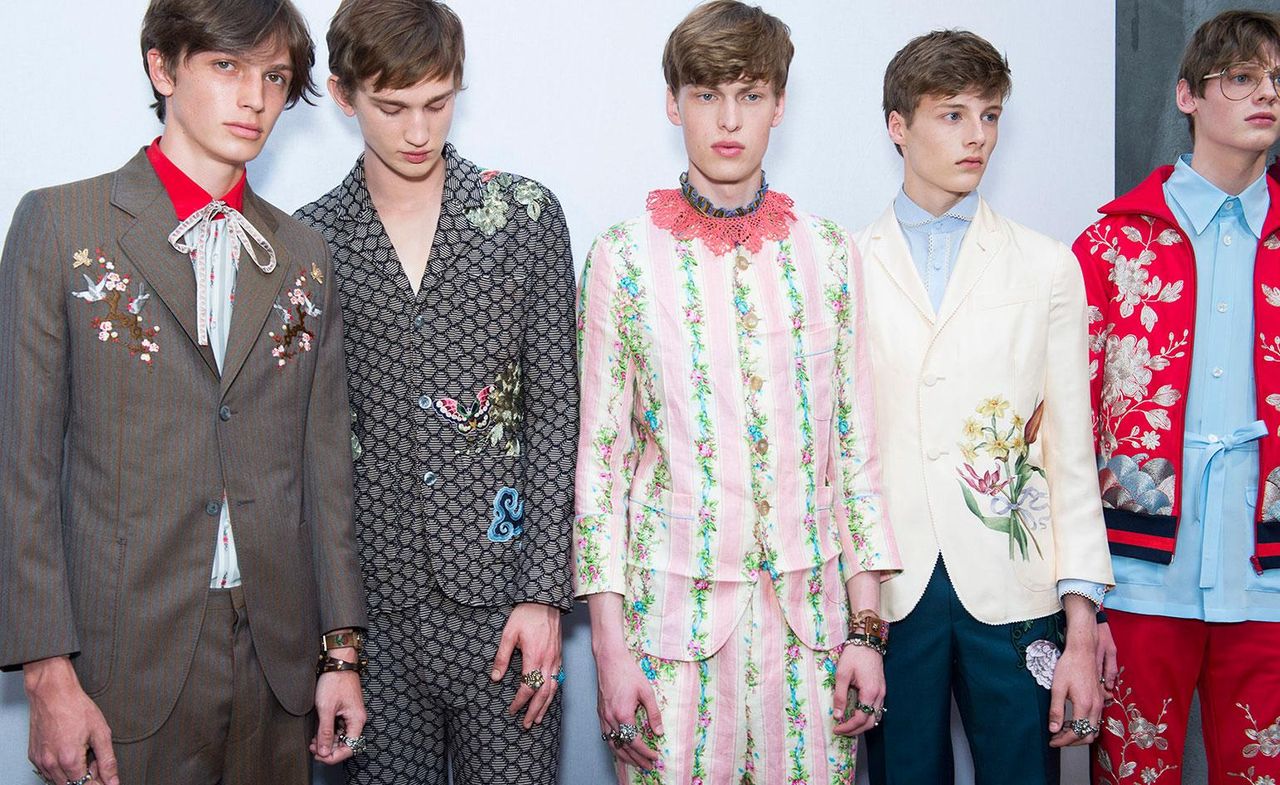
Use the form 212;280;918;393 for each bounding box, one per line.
0;2;1114;783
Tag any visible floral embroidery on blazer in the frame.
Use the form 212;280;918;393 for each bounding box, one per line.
1073;167;1280;571
268;268;321;367
72;248;161;367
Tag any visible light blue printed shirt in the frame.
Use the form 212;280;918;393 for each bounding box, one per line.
1105;155;1280;622
894;189;1107;607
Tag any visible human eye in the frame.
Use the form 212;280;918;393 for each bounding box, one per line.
377;103;402;116
743;92;763;103
696;92;716;102
1228;65;1260;85
943;111;961;121
213;59;235;72
265;72;289;87
982;111;1000;123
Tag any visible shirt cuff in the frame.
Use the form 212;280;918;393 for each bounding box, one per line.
1057;578;1107;610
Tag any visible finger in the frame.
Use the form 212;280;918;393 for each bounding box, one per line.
1047;682;1066;733
1103;649;1119;693
491;629;517;682
89;723;119;785
533;660;563;725
56;745;88;785
507;682;536;717
629;736;661;765
637;685;664;736
314;698;337;759
528;679;557;728
831;665;852;722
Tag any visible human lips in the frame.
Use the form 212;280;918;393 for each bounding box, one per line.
402;149;432;164
1246;111;1277;127
958;156;984;169
712;141;745;158
225;122;263;140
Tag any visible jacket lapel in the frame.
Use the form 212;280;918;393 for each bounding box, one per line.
112;151;220;376
865;205;936;323
220;188;289;394
933;198;1007;329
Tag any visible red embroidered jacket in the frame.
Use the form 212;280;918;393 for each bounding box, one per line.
1072;166;1280;572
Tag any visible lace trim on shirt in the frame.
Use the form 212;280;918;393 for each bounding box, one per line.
647;182;796;255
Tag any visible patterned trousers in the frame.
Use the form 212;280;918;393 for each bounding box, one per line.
619;578;856;785
1092;609;1280;785
345;585;561;785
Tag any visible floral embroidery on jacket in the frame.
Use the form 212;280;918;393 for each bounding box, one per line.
487;486;525;542
268;269;321;368
1096;670;1177;784
957;396;1049;560
72;248;161;368
466;170;547;236
433;359;523;456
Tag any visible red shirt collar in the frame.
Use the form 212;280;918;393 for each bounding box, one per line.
145;137;246;221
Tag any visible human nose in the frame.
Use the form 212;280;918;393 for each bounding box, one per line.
718;100;741;132
405;111;431;147
239;73;266;112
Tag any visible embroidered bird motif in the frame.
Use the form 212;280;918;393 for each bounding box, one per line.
126;282;151;315
73;273;107;302
433;385;494;434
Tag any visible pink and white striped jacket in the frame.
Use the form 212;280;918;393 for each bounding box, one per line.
574;192;900;661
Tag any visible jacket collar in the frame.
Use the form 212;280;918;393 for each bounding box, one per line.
336;142;486;223
1103;163;1280;242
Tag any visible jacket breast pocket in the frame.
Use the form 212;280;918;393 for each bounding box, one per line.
982;285;1037;310
625;491;697;575
63;527;126;696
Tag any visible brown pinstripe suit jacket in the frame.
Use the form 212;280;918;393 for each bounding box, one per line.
0;150;366;742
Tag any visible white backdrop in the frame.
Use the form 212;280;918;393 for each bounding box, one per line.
0;2;1114;783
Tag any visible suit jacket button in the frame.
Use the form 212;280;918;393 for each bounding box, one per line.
414;314;428;330
923;374;938;387
418;395;432;410
423;471;438;486
219;405;232;421
926;448;941;461
205;500;222;516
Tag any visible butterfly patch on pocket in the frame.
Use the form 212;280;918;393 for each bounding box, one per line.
487;486;525;543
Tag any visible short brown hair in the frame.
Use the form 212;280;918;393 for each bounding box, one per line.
1178;10;1280;138
662;0;794;93
141;0;317;122
883;30;1012;126
328;0;465;97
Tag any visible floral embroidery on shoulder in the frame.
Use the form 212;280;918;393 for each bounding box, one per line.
72;248;161;368
268;268;322;368
466;170;547;236
956;396;1048;560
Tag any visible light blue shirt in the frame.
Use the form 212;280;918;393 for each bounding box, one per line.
1105;154;1280;622
894;189;1107;607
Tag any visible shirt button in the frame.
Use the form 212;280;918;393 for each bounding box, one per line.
736;255;750;271
1212;367;1224;378
744;312;760;330
423;471;438;486
1223;235;1233;246
205;500;222;516
755;438;769;455
757;500;771;516
219;405;232;421
749;375;764;391
414;314;427;330
418;395;432;410
1217;302;1229;313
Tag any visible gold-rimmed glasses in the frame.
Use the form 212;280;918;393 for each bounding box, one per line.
1202;61;1280;101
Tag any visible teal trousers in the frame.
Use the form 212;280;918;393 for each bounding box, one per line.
865;558;1063;785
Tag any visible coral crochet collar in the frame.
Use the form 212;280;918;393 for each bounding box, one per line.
647;171;795;255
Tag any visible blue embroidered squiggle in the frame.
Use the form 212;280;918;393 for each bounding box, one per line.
487;486;525;542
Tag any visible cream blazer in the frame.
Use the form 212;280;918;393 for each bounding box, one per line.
856;200;1113;624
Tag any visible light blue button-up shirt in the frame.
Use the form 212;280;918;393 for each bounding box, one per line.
1105;154;1280;622
894;189;1107;607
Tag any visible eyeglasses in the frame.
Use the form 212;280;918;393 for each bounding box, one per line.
1202;61;1280;101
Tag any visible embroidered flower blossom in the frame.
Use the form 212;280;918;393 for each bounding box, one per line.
1024;639;1060;689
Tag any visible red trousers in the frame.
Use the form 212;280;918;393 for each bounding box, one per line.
1092;609;1280;785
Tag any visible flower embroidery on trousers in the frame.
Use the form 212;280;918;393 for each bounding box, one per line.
1096;669;1177;784
1023;639;1060;690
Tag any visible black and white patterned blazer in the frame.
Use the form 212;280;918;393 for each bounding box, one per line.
295;144;577;612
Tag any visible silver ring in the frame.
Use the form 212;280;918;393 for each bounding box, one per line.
338;732;368;755
613;722;638;747
1070;718;1099;737
67;775;92;785
521;669;546;690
